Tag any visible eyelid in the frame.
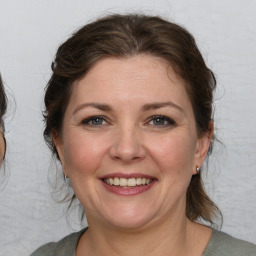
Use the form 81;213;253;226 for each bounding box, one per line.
146;115;176;127
80;115;110;126
79;115;176;128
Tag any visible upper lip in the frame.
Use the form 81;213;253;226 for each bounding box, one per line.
99;173;156;180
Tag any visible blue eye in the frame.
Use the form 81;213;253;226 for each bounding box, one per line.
148;116;175;127
81;116;107;126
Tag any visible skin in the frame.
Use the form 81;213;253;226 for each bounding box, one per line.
0;129;5;163
54;55;213;256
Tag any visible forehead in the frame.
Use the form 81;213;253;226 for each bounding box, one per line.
70;55;190;105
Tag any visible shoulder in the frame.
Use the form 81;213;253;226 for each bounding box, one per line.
203;229;256;256
30;242;56;256
30;228;86;256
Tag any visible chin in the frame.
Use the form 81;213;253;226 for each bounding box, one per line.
105;215;154;230
95;203;158;230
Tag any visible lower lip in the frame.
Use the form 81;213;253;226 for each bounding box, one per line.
101;180;156;196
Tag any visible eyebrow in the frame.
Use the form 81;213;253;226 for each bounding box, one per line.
73;101;184;115
73;103;112;115
142;102;184;112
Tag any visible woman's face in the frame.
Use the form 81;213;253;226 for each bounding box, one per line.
55;55;211;230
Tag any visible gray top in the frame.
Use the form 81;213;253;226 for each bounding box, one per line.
31;228;256;256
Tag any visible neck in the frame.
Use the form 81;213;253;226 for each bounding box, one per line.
76;213;207;256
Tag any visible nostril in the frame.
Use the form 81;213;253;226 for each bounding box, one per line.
108;128;146;162
109;142;145;161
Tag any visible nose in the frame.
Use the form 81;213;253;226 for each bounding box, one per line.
109;126;146;162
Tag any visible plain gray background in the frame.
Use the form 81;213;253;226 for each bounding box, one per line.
0;1;255;255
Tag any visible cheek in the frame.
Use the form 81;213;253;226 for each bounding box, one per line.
63;133;107;177
146;132;196;175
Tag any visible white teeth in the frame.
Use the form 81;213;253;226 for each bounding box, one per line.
136;178;142;185
120;178;128;186
104;177;152;187
128;178;136;186
114;177;119;186
109;178;114;185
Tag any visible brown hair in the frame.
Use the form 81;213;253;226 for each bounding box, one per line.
44;14;221;225
0;74;7;160
0;74;7;130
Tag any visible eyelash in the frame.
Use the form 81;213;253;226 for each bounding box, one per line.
80;115;176;128
147;115;176;127
80;116;109;126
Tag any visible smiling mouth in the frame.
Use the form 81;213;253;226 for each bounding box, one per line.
103;177;153;187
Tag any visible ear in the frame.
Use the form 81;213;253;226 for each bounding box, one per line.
193;121;214;174
52;130;68;177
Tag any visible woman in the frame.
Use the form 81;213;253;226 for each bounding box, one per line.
31;14;256;255
0;74;7;164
